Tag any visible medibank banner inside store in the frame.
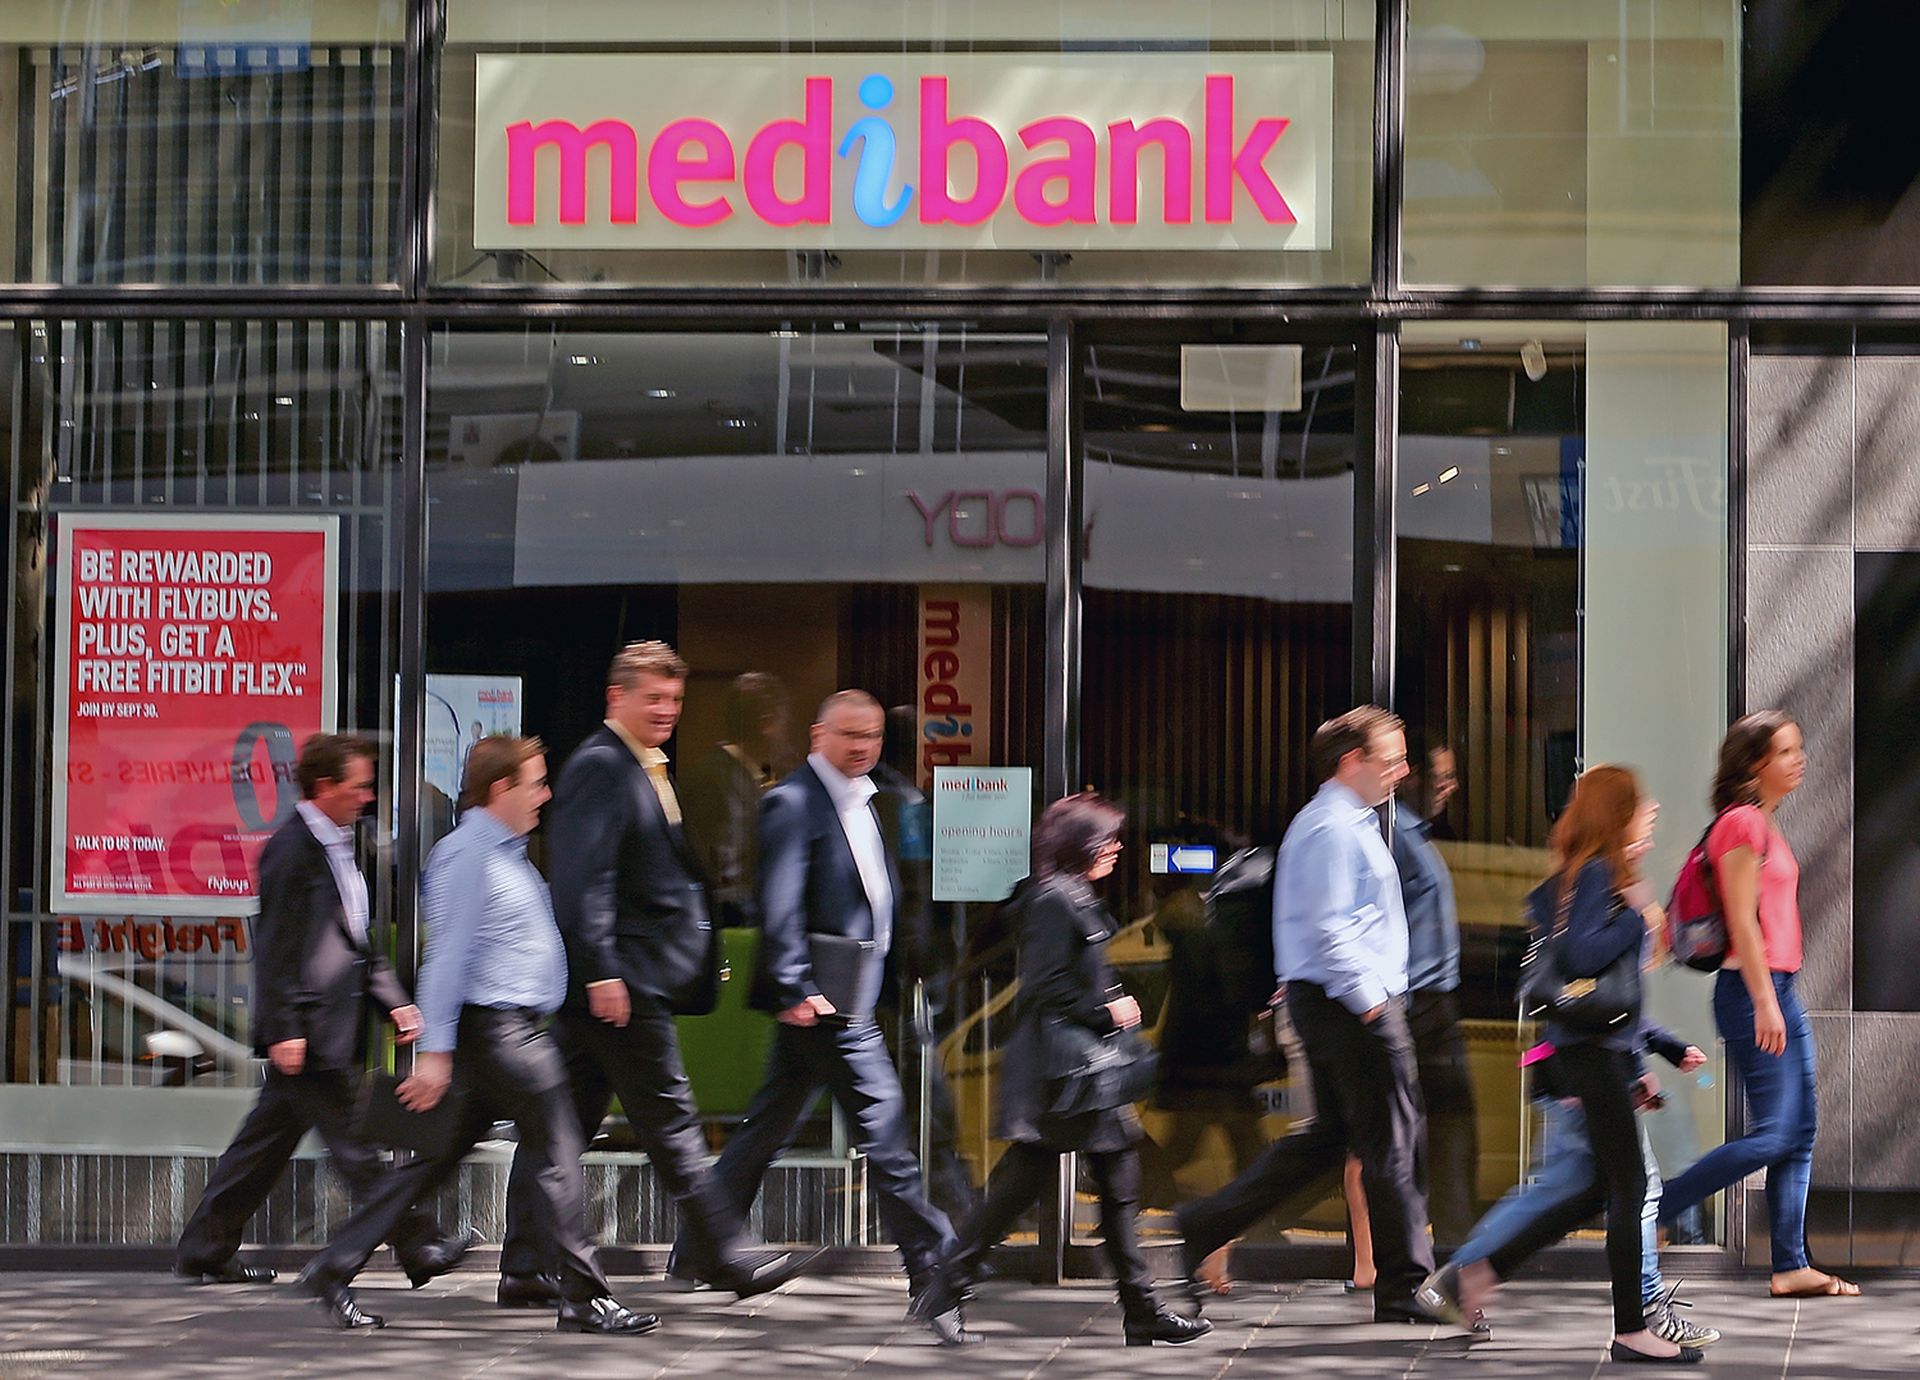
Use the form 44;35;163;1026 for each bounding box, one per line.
473;53;1333;252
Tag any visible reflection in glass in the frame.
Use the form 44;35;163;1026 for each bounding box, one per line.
1077;331;1357;1250
4;6;405;284
425;323;1047;1245
3;318;403;1170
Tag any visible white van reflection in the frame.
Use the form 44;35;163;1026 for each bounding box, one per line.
55;953;256;1087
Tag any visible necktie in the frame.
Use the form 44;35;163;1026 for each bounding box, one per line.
645;759;683;826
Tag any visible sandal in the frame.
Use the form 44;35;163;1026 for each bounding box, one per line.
1770;1273;1861;1298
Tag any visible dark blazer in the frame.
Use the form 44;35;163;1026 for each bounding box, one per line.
679;743;764;929
549;725;714;1010
750;761;902;1015
251;810;408;1071
995;875;1139;1152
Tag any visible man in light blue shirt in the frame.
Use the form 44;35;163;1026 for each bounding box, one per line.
299;736;656;1338
1176;707;1441;1326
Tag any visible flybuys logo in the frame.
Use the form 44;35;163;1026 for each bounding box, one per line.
475;53;1333;251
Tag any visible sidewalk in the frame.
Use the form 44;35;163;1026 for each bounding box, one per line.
0;1270;1913;1378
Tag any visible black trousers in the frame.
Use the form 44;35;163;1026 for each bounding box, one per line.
1408;986;1479;1248
501;999;747;1279
175;1065;440;1273
1486;1042;1647;1335
305;1008;609;1302
691;1018;955;1275
1176;984;1435;1307
955;1142;1154;1306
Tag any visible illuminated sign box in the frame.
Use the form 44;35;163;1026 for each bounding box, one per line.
474;53;1333;252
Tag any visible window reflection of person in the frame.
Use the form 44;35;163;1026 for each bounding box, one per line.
680;672;791;929
1144;838;1268;1213
1347;742;1475;1290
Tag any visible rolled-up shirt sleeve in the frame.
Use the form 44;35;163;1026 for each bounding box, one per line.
416;836;483;1054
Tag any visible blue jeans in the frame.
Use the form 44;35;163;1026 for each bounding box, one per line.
1658;969;1816;1273
1453;1098;1665;1305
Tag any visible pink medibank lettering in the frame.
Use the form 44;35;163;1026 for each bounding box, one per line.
503;73;1295;231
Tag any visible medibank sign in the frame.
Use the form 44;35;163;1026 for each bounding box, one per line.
473;54;1332;252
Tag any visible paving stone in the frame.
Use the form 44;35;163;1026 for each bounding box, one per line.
0;1271;1914;1377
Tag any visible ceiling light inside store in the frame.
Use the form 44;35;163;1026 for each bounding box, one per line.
646;388;676;398
1438;466;1460;484
1411;483;1431;497
1458;338;1481;351
1520;338;1548;382
568;355;598;366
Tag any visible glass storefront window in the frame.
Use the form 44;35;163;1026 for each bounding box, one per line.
425;322;1047;1247
1074;327;1359;1251
0;2;407;285
1403;2;1740;288
1397;319;1729;1243
434;0;1374;289
1;317;404;1230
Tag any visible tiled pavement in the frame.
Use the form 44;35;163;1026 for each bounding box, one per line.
0;1270;1914;1378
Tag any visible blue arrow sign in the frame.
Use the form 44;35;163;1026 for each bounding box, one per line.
1167;845;1217;874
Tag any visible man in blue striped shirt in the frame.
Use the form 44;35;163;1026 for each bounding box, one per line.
1175;706;1441;1326
298;736;655;1337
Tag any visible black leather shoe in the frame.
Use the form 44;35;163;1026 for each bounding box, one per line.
497;1272;561;1308
664;1248;708;1292
176;1259;277;1286
556;1296;660;1335
1124;1307;1214;1347
400;1229;477;1290
309;1280;384;1330
1610;1339;1704;1365
1375;1297;1444;1325
706;1248;807;1300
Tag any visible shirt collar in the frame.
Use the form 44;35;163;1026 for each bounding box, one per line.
297;800;352;851
605;718;669;770
809;752;876;810
1318;779;1378;824
460;805;522;850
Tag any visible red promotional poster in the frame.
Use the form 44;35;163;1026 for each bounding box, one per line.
52;515;339;915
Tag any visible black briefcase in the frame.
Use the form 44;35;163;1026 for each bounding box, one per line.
807;933;875;1017
354;1072;470;1160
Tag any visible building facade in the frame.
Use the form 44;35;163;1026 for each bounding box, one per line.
0;1;1910;1273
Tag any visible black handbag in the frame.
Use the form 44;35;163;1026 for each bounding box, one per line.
1038;1015;1158;1119
1520;877;1641;1035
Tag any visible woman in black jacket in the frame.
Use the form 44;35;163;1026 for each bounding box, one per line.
913;793;1211;1349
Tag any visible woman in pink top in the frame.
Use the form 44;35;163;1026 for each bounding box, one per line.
1657;712;1857;1297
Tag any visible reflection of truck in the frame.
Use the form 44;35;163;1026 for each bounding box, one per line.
54;954;256;1087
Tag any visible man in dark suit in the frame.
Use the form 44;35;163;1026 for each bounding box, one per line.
174;734;467;1307
679;671;790;929
669;691;955;1301
497;642;798;1308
